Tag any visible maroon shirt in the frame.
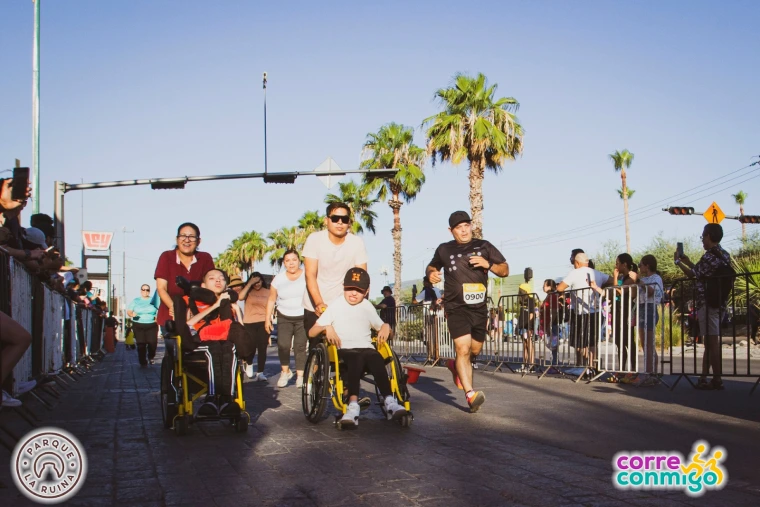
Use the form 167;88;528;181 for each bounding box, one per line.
154;249;215;326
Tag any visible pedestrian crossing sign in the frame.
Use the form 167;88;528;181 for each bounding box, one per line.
703;202;725;224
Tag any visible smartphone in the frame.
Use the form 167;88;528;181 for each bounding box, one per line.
10;167;30;201
586;274;592;285
676;242;684;259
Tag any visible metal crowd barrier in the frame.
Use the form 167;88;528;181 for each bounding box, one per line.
0;248;104;397
665;271;760;392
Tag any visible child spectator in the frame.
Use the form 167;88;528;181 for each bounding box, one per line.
637;255;664;380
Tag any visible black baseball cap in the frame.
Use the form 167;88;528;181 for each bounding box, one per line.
344;267;370;291
449;210;471;228
381;285;392;294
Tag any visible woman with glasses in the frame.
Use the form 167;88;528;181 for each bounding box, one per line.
238;272;271;381
127;284;160;366
154;223;215;334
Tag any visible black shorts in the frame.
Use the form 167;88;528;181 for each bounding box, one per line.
446;307;488;342
568;313;599;349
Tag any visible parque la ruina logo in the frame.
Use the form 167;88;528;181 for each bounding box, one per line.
612;440;727;497
11;427;88;505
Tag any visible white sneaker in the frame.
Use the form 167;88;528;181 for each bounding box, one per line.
256;372;268;382
1;391;22;408
340;402;360;428
244;364;254;379
296;376;303;388
277;371;293;387
384;396;407;420
15;380;37;395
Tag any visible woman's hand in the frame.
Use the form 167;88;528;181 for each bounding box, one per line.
264;317;273;334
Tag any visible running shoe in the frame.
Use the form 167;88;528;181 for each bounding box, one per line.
256;372;268;382
339;402;360;428
384;396;407;420
244;364;254;379
277;371;294;387
295;376;304;388
15;380;37;395
447;359;463;390
1;391;22;408
466;391;485;413
358;396;372;410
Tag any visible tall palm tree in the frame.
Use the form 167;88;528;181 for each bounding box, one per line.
214;249;241;276
617;187;635;200
424;72;524;238
732;190;748;242
609;149;635;254
325;180;379;235
298;210;325;234
267;226;309;268
361;122;426;304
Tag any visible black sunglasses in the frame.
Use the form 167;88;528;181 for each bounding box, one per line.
141;288;150;292
329;215;350;224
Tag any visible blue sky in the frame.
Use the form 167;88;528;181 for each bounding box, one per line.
2;0;759;304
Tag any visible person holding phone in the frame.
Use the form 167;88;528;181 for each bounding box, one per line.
554;252;613;373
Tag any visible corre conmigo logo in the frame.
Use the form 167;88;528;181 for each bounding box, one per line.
11;427;88;505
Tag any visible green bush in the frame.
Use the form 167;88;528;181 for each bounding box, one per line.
655;308;683;349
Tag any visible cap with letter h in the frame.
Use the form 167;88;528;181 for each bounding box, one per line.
344;267;370;291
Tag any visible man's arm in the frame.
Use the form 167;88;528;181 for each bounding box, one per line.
304;257;326;314
489;261;509;278
555;281;568;293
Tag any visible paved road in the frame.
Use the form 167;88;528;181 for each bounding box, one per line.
1;341;759;506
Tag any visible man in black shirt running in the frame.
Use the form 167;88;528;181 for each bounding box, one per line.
426;211;509;412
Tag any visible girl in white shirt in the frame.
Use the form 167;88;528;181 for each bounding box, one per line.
266;250;308;388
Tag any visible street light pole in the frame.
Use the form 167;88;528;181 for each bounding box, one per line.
263;72;268;176
31;0;41;213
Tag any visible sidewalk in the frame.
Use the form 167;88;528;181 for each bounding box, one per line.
1;341;759;506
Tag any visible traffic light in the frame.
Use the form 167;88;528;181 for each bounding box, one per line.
264;174;297;184
666;207;695;215
739;215;760;224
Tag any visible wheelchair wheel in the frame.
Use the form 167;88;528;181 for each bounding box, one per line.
160;355;178;429
302;343;330;424
376;350;409;418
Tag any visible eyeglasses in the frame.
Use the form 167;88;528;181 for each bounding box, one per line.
141;288;150;292
177;235;199;242
329;215;350;224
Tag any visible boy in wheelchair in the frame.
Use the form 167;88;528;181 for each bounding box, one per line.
308;267;407;428
174;269;247;417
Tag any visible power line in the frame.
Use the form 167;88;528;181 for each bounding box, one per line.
502;164;759;249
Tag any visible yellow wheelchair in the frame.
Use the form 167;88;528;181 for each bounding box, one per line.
160;295;250;435
302;340;413;428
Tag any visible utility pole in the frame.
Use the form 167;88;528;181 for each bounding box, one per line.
31;0;41;213
121;227;134;340
263;72;268;176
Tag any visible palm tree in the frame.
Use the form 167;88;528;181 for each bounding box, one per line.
617;187;635;200
267;226;309;268
325;180;379;235
361;122;426;304
732;190;748;242
218;231;269;277
214;249;241;276
298;210;325;234
609;149;635;254
424;72;524;238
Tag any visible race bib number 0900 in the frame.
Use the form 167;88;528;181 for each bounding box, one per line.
463;283;486;304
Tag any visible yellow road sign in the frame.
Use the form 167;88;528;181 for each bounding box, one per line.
703;202;725;224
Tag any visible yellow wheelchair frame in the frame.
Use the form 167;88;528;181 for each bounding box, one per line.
302;340;413;428
160;331;250;435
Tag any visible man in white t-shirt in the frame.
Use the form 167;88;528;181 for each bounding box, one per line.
309;267;407;428
555;252;613;371
302;202;368;348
